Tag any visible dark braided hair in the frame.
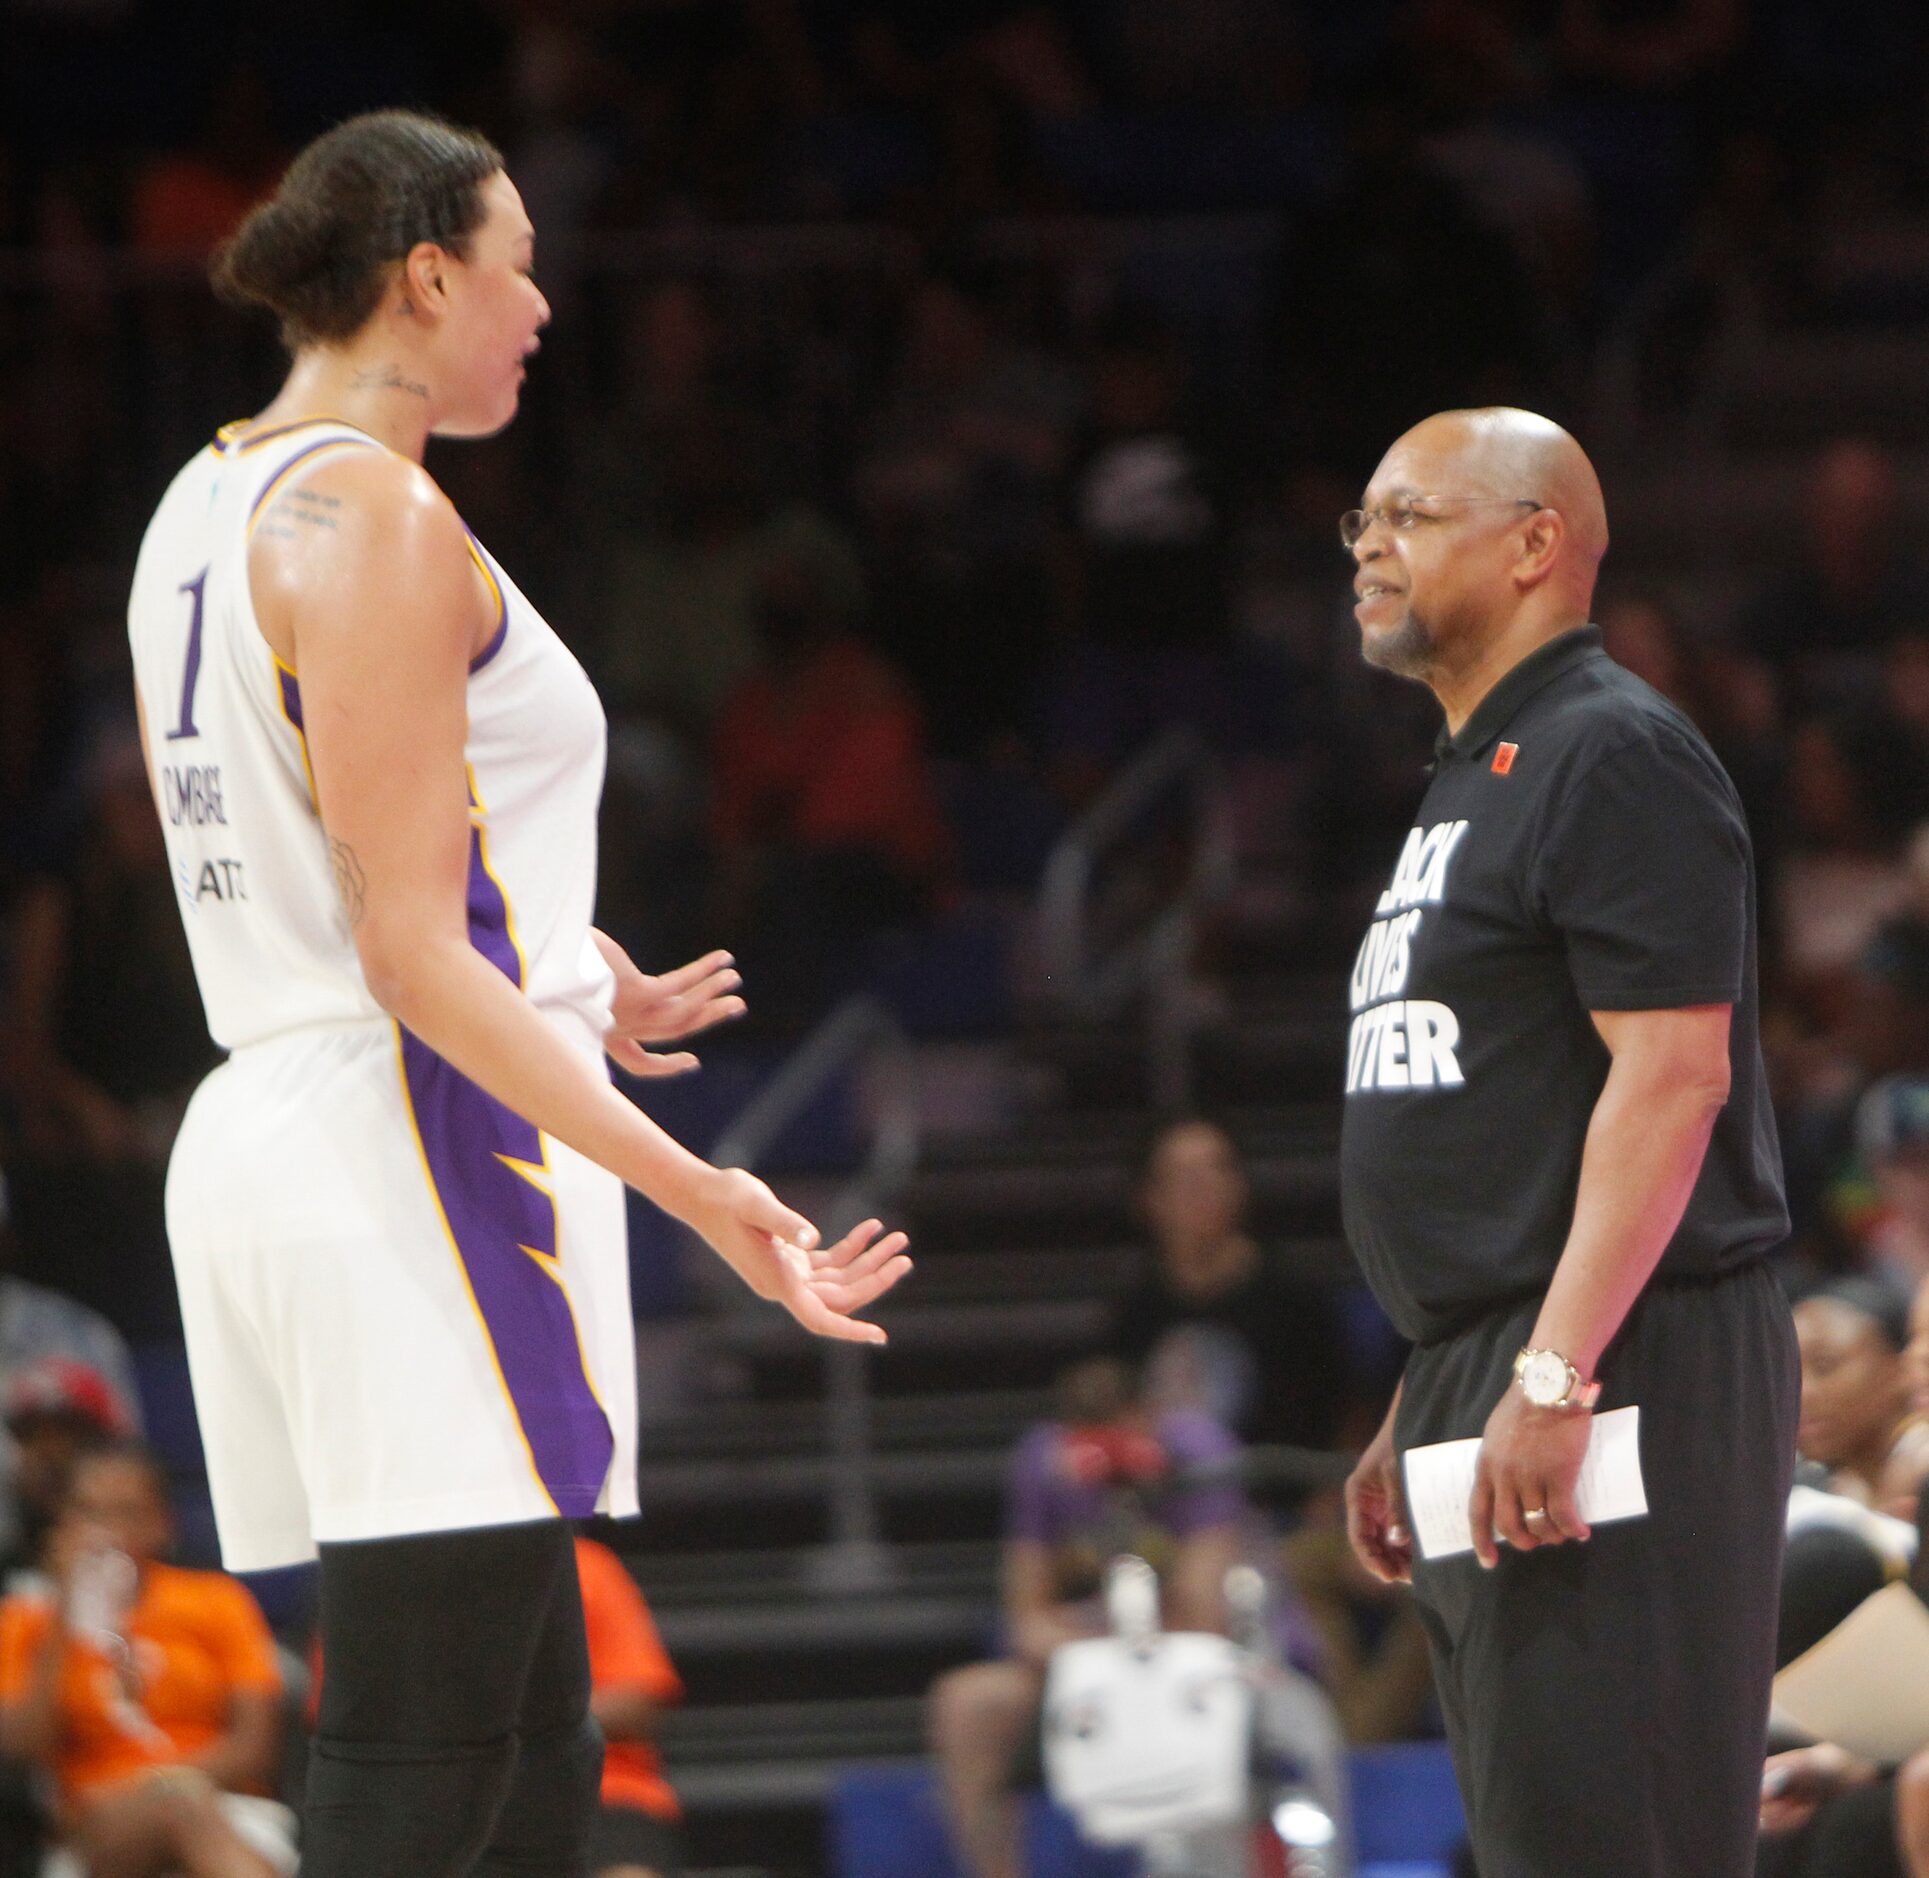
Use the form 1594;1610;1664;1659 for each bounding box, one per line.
212;109;503;351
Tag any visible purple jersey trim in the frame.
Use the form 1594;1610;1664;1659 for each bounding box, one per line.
391;780;614;1516
218;415;373;455
273;660;318;808
465;531;510;672
247;435;378;528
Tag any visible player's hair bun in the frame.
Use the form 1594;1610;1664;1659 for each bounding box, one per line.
211;110;503;351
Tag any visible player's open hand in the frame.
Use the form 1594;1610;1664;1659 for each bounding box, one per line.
1470;1384;1592;1568
686;1170;910;1343
1344;1400;1413;1585
600;944;747;1077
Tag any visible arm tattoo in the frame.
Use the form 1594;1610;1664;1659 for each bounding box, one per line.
329;838;367;929
350;363;429;398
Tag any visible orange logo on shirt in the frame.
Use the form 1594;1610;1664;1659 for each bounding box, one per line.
1492;743;1518;775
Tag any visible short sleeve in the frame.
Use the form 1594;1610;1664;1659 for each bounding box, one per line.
575;1542;683;1704
201;1577;281;1696
1530;732;1748;1011
0;1599;47;1701
1159;1415;1246;1538
1004;1429;1060;1545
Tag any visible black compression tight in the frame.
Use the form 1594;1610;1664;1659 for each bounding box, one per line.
302;1519;602;1878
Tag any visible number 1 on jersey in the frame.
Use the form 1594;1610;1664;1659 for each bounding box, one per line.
167;567;209;741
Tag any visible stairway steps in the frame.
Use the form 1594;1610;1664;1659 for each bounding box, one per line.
626;1538;999;1605
666;1697;928;1768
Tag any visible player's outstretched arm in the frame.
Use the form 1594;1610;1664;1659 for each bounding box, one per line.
251;450;908;1339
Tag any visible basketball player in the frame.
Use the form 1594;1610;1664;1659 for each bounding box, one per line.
126;112;910;1878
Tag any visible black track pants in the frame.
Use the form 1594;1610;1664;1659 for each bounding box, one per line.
1397;1262;1800;1878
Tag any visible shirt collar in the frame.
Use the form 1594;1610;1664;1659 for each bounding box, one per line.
1434;624;1604;763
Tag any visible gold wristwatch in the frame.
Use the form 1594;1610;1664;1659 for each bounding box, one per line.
1513;1347;1601;1412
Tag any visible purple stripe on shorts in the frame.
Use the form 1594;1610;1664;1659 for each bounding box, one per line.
398;1031;614;1517
396;815;613;1515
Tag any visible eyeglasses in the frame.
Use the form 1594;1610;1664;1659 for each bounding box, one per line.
1339;496;1542;551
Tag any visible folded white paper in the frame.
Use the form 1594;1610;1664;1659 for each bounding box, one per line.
1400;1404;1649;1562
1773;1580;1929;1766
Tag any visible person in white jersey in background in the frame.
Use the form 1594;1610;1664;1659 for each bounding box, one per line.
125;110;911;1878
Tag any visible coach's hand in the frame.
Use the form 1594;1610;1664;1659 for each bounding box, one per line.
685;1168;911;1343
1759;1744;1875;1835
1470;1385;1592;1568
599;940;746;1077
1344;1394;1413;1585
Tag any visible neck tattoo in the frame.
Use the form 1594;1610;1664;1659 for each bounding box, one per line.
351;363;429;399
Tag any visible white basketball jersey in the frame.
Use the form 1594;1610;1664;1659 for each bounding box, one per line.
127;417;616;1055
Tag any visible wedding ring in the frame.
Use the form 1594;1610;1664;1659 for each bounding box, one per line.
1523;1507;1550;1524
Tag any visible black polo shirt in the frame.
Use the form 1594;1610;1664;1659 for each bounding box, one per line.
1338;625;1788;1346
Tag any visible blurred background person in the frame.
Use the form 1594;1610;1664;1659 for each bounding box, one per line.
1105;1117;1353;1462
0;1441;288;1878
1792;1276;1916;1507
574;1536;686;1878
710;549;950;1029
2;723;217;1342
926;1356;1248;1878
0;1358;136;1588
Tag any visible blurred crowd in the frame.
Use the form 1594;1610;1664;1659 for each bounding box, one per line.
1;0;1923;1320
0;3;1926;1869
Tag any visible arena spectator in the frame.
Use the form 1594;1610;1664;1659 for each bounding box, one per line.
1774;713;1924;1009
1044;313;1286;783
127;65;283;259
1739;440;1929;690
711;549;949;1024
0;1442;290;1878
3;722;217;1339
575;1537;686;1878
1105;1118;1351;1458
1856;1077;1929;1292
855;267;1080;756
1793;1277;1915;1506
1779;911;1929;1270
926;1356;1247;1878
1273;80;1545;486
1758;1278;1929;1878
1;1358;136;1588
1556;0;1743;95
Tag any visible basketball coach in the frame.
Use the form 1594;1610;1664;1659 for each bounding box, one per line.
1339;407;1797;1877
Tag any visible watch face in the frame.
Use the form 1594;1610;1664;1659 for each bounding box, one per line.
1520;1351;1569;1407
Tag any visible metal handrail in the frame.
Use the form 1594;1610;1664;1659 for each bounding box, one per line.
711;995;919;1590
1036;727;1235;1107
713;994;918;1221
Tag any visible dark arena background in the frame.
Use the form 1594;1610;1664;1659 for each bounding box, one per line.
2;2;1927;1875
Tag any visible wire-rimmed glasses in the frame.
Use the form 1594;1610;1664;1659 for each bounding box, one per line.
1340;495;1542;552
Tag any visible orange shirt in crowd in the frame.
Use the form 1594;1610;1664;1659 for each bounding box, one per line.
575;1537;684;1820
0;1563;281;1800
128;157;278;257
710;638;949;883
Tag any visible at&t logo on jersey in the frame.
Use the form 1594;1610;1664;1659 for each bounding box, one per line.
1347;819;1467;1094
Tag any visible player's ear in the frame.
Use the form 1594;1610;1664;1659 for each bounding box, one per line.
396;242;451;320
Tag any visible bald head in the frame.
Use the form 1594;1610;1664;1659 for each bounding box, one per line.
1394;407;1609;584
1350;408;1611;703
